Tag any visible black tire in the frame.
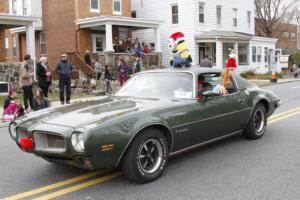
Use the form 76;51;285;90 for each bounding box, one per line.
244;103;267;139
121;128;169;183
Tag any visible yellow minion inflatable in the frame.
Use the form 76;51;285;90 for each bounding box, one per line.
168;32;192;68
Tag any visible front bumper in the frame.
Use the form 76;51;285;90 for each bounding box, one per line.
42;155;95;170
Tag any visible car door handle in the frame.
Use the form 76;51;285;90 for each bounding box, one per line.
238;99;245;103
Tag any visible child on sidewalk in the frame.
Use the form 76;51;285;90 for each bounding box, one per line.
3;89;24;122
33;88;50;111
104;65;113;95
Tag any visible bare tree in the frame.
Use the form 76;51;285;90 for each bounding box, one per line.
255;0;299;37
286;6;300;25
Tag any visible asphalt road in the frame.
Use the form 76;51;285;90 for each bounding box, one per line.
1;81;300;200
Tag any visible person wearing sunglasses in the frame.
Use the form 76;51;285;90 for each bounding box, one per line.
55;53;73;105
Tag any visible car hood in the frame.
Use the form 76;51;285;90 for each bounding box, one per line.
22;97;170;128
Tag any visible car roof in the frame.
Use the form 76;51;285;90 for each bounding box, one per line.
142;67;256;89
145;67;222;75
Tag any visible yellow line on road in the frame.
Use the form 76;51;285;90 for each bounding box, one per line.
32;172;122;200
2;171;107;200
269;110;300;124
268;106;300;121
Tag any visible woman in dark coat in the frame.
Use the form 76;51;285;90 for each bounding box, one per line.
36;57;52;98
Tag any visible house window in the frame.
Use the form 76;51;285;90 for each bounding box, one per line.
5;38;9;59
131;10;136;18
119;28;128;41
247;11;251;28
216;5;222;25
22;0;28;15
12;36;17;59
264;47;268;63
90;0;99;12
291;32;296;41
171;4;179;24
233;8;237;27
199;2;205;23
113;0;122;14
284;32;289;39
12;0;17;14
40;32;46;55
252;46;262;63
238;44;249;65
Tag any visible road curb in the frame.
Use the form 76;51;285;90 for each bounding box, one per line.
254;79;300;88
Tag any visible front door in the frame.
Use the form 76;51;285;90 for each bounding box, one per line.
199;47;205;64
92;34;106;53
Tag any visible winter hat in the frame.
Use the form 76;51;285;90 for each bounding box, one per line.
169;32;185;44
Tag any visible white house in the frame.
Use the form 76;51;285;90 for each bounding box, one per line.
132;0;278;73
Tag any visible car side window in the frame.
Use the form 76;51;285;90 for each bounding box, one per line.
197;73;237;96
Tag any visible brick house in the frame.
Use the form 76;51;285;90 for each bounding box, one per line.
0;0;161;77
256;20;299;51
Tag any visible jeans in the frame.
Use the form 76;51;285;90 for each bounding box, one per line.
59;76;71;103
22;85;33;109
104;79;112;94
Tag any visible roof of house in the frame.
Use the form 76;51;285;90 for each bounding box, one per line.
195;30;253;41
0;13;38;29
76;15;162;29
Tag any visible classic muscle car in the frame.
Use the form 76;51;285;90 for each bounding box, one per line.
9;67;281;183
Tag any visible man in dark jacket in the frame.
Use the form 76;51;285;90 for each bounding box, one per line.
55;53;73;105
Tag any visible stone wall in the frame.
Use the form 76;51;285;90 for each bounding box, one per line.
0;62;21;91
91;52;163;73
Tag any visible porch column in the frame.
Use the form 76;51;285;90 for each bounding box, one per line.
26;24;36;80
105;23;114;52
154;26;161;52
216;40;223;69
0;30;5;62
234;42;239;66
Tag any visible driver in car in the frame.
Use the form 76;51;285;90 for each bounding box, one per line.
198;76;228;98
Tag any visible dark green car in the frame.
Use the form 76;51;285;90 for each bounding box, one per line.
9;67;281;183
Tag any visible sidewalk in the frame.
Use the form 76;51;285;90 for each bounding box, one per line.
250;77;300;87
0;96;106;128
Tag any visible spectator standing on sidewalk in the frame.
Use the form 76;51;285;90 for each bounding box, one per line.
56;53;73;105
19;54;34;111
104;65;113;95
199;55;213;68
84;50;92;68
117;59;131;86
95;60;104;81
36;56;52;98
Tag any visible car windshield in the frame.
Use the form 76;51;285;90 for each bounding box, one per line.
115;72;194;99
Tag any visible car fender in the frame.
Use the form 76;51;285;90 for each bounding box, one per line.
115;120;175;167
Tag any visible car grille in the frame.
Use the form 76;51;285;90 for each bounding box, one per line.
16;128;27;139
33;132;66;153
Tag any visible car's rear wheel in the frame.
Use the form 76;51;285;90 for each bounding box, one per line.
121;128;168;183
244;103;267;139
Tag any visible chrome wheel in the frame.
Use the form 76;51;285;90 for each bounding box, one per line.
138;139;163;174
254;108;265;134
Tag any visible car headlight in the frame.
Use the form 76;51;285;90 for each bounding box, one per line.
71;132;85;152
9;122;18;140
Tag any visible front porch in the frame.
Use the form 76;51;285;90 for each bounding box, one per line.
195;31;277;73
0;14;38;63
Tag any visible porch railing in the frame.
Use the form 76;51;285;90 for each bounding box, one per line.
66;52;95;79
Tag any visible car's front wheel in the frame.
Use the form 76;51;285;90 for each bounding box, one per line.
244;103;267;139
121;128;169;183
